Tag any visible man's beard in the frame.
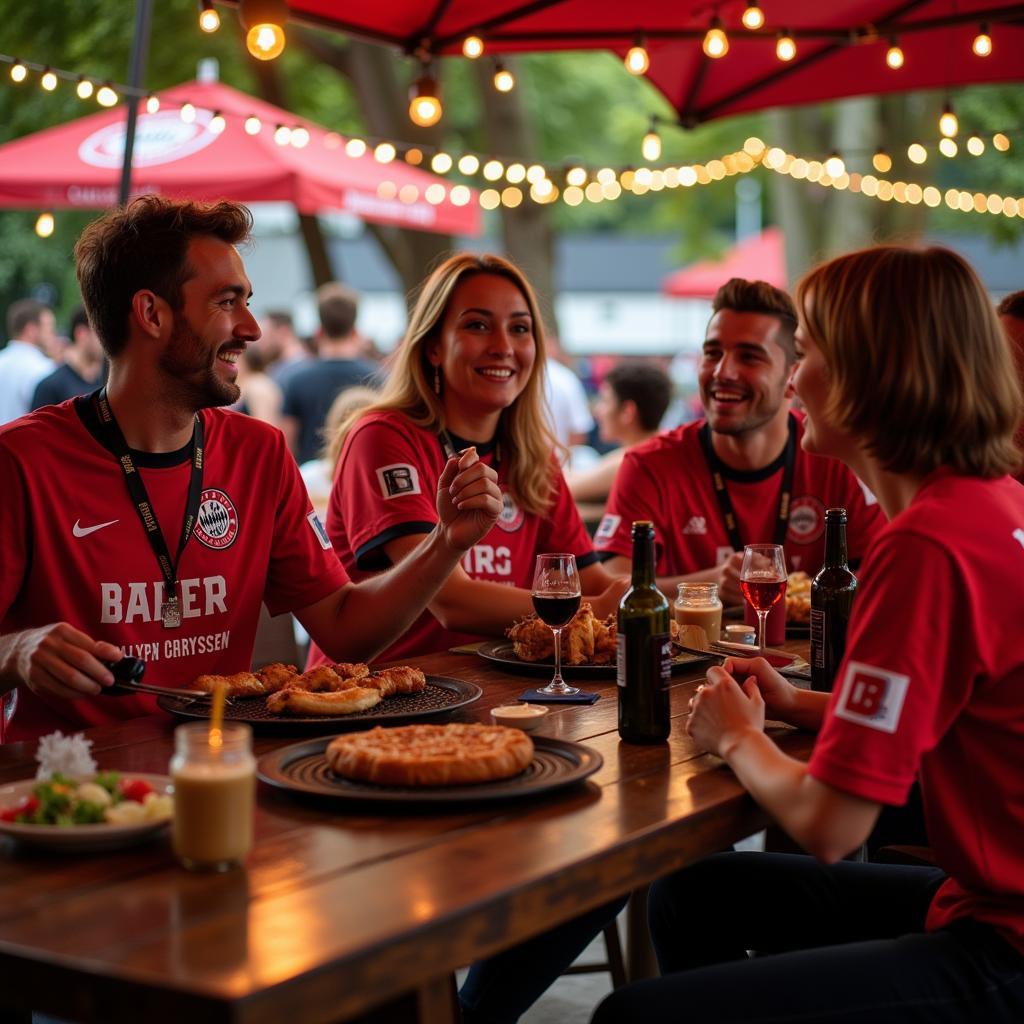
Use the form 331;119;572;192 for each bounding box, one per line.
159;318;240;410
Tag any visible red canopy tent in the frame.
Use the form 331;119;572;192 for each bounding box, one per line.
0;79;480;236
662;228;786;297
225;1;1024;125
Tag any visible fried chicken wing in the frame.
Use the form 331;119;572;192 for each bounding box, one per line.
255;662;299;693
292;665;359;692
193;671;265;697
363;666;427;698
266;686;382;716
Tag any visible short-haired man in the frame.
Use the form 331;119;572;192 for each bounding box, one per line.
31;306;106;409
0;298;58;424
259;308;311;392
282;283;378;465
0;196;501;742
997;290;1024;482
594;278;885;603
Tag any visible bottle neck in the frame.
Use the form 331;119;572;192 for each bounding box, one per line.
824;518;849;567
631;530;656;586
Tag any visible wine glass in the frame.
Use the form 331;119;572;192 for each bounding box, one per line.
531;553;582;696
739;544;788;655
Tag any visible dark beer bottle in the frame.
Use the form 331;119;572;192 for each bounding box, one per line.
810;508;857;692
617;520;672;743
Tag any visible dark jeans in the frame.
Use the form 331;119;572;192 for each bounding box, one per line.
459;895;628;1024
593;852;1024;1023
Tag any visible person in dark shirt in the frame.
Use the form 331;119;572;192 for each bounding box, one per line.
281;283;377;464
31;306;105;409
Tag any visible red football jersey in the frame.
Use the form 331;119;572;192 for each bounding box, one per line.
308;411;597;663
809;470;1024;954
0;399;349;741
595;415;884;575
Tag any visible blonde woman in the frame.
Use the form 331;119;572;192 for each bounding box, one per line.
307;253;626;665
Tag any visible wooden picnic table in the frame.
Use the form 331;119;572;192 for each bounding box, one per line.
0;642;812;1024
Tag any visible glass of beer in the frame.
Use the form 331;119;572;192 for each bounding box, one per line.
739;544;788;655
531;553;582;696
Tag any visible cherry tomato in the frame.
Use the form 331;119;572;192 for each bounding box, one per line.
0;795;39;822
118;778;154;803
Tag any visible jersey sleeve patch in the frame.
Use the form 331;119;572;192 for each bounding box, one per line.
833;660;910;734
307;511;333;550
376;463;422;499
594;514;621;545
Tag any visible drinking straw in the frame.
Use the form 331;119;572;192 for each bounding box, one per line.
208;679;227;749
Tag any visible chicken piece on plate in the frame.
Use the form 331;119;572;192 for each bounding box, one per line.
363;666;427;698
256;662;299;693
293;665;358;692
507;614;554;662
332;662;370;682
193;671;265;697
562;603;596;665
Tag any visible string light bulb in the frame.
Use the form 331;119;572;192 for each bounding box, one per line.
180;102;197;123
872;148;892;173
76;77;94;99
493;62;515;92
35;213;55;238
939;137;958;157
907;143;927;164
703;17;729;58
198;0;220;32
885;37;904;69
741;2;764;30
972;23;992;57
96;83;118;107
993;132;1010;152
641;121;662;162
240;0;288;61
40;68;58;91
939;101;958;138
244;115;262;135
824;152;845;177
209;111;226;134
776;31;796;61
462;34;484;58
10;61;27;83
966;135;985;156
146;94;160;113
408;64;442;127
625;38;650;75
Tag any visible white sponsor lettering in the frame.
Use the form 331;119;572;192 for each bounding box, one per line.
342;190;437;227
163;630;231;660
833;660;910;734
594;514;621;545
121;642;160;662
461;544;512;577
307;511;333;550
100;576;227;624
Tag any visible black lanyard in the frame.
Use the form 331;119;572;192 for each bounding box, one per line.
698;416;797;551
94;389;204;629
439;429;501;473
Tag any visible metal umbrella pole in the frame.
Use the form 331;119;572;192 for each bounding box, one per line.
118;0;154;207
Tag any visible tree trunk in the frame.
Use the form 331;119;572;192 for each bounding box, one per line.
474;58;558;336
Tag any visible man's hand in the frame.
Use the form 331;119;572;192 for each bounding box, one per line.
718;656;798;720
435;447;502;552
8;623;122;701
591;576;631;618
686;664;765;759
716;550;745;606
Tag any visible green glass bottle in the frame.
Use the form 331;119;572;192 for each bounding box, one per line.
810;508;858;692
617;520;672;743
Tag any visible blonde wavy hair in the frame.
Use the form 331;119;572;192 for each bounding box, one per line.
332;253;559;515
796;245;1022;478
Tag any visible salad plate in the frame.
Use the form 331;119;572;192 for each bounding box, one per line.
0;772;173;852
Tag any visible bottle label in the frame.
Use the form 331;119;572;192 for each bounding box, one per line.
653;633;671;690
616;634;626;688
810;608;825;669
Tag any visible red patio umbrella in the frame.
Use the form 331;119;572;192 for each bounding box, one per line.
230;1;1024;125
0;79;480;235
662;228;786;297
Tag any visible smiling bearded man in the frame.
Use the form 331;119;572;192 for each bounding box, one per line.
594;278;885;605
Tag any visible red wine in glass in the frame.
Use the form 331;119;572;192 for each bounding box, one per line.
740;576;787;612
739;544;788;654
532;593;582;628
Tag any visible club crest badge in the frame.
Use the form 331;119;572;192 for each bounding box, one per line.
193;488;239;550
496;491;525;532
787;495;825;545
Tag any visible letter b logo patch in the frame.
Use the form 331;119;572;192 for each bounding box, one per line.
376;463;421;499
834;661;910;734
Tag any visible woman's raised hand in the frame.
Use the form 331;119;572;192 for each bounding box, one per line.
435;447;503;552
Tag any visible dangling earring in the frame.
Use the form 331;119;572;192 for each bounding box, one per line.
433;365;441;395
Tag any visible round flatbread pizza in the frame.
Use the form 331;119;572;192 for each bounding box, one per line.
326;723;535;787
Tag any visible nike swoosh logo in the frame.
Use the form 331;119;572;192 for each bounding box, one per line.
72;519;119;538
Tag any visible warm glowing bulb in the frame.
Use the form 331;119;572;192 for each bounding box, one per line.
886;42;904;69
290;126;309;147
209;113;226;134
625;43;650;75
993;132;1010;152
939;104;958;138
76;78;94;99
703;19;729;58
966;135;985;156
907;143;927;164
10;62;27;83
872;150;892;173
180;102;196;123
939;137;958;158
35;212;55;238
972;26;992;57
246;23;286;60
776;33;796;61
409;94;442;127
374;142;397;163
244;116;262;135
566;166;587;187
458;154;480;175
345;138;366;157
199;6;220;32
41;69;58;91
742;2;764;30
274;125;291;145
493;64;515;92
463;35;484;58
483;159;504;181
824;154;845;177
146;94;160;114
431;152;453;173
506;163;526;183
97;85;118;107
641;129;662;163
